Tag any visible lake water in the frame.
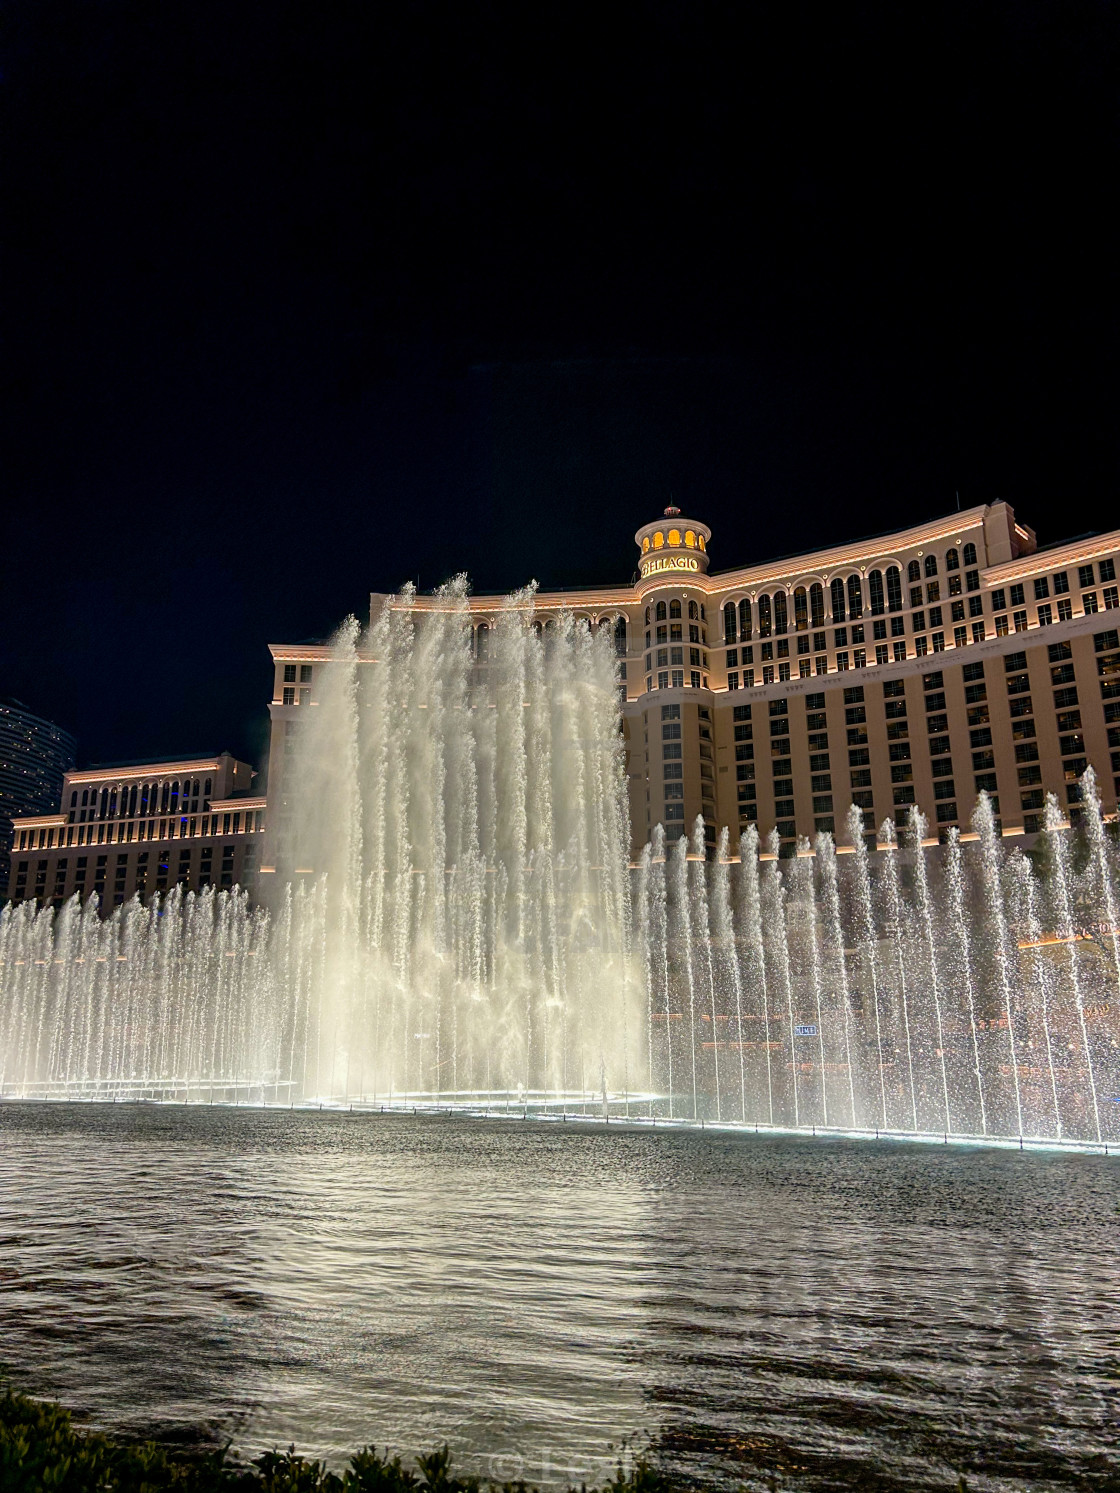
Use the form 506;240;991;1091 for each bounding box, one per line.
1;1104;1118;1490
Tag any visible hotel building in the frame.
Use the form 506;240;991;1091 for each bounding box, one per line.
7;498;1120;906
260;499;1120;864
5;753;263;908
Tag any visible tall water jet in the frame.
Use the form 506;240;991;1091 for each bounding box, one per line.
846;804;888;1131
907;807;952;1134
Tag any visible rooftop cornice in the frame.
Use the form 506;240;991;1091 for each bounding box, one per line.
982;528;1120;582
64;758;230;784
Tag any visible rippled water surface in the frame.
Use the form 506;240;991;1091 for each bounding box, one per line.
1;1105;1118;1490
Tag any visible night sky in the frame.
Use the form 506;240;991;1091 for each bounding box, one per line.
2;2;1117;778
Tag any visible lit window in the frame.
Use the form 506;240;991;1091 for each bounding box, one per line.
698;534;706;551
642;536;650;552
653;532;664;549
684;530;696;547
668;529;681;546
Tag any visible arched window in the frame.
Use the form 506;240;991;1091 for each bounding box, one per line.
945;548;959;571
793;586;808;630
886;566;902;612
924;554;938;577
668;528;681;546
614;616;627;655
645;606;651;625
868;569;885;615
203;779;212;799
698;534;706;551
160;783;170;813
642;536;650;553
757;593;772;637
127;784;138;817
476;622;490;661
684;530;696;548
723;602;737;643
653;531;665;549
847;574;863;619
963;542;977;565
532;620;543;637
809;582;825;627
739;597;751;639
908;559;921;583
830;577;845;622
688;600;698;619
170;781;180;813
655;601;667;621
669;599;681;618
773;591;788;634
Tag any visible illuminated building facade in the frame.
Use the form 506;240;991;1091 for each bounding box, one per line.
5;753;263;907
262;501;1120;864
8;499;1120;909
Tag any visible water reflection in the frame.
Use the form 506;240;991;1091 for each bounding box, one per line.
1;1105;1117;1489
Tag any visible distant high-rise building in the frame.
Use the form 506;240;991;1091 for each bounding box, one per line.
0;698;76;894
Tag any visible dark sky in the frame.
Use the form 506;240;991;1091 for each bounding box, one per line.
2;1;1117;774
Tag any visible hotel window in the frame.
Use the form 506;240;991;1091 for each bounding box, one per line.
945;548;959;571
727;671;740;690
658;671;669;689
657;649;668;667
1037;604;1052;626
836;652;849;670
971;622;985;642
868;569;885;615
910;586;923;608
739;598;752;639
847;574;863;619
853;648;867;667
834;627;847;647
932;632;945;652
1013;609;1028;631
929;606;942;626
794;587;808;630
283;687;295;705
890;616;905;637
968;595;983;618
796;635;810;655
757;594;772;637
927;581;940;602
815;656;827;675
966;570;980;592
1034;577;1049;600
893;642;906;661
690;670;702;688
671;669;684;688
810;583;825;627
830;578;846;622
886;567;903;612
951;601;965;623
670;647;683;666
1057;598;1073;621
798;659;811;678
669;600;681;619
778;663;791;681
670;622;682;641
1079;564;1096;588
762;665;774;684
744;669;755;687
300;664;313;683
912;610;925;633
1083;591;1099;614
1052;571;1070;595
925;554;938;578
726;648;738;667
283;664;296;682
872;620;886;640
1106;587;1120;609
1102;559;1117;581
963;543;977;565
949;574;963;598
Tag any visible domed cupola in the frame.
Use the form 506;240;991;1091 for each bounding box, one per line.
635;506;711;578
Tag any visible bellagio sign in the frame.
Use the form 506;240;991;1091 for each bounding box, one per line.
641;554;700;578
